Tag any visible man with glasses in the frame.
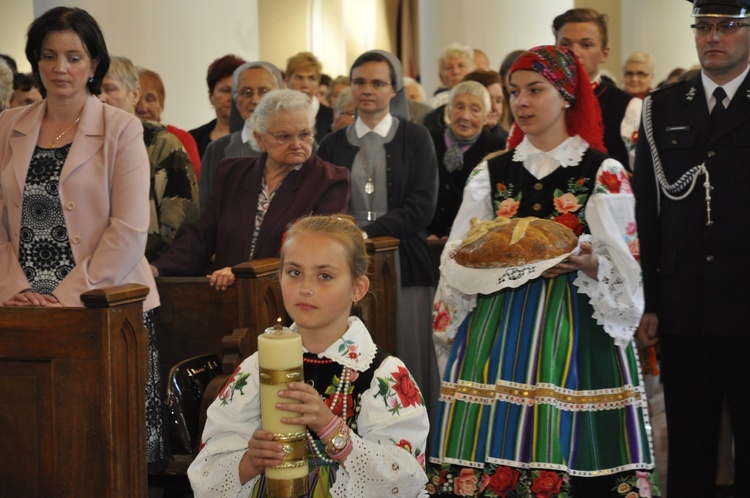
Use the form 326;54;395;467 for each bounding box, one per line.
633;1;750;496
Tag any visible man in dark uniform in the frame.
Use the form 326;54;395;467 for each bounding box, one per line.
553;8;641;170
633;1;750;496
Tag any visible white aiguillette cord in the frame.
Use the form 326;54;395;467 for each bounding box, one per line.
642;95;713;226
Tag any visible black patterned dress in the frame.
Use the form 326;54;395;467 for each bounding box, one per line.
18;145;76;293
18;145;168;470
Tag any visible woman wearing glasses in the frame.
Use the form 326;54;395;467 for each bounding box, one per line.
622;51;656;99
199;61;284;210
317;50;441;425
151;89;350;291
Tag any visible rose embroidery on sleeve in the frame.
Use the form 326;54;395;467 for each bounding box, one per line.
375;365;425;414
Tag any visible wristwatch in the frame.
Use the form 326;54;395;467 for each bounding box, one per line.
326;421;350;452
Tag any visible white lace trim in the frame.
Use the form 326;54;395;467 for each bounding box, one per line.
573;237;643;348
512;135;588;168
428;455;656;477
332;435;428;497
191;449;254;496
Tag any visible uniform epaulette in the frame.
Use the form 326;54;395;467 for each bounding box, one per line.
646;78;685;98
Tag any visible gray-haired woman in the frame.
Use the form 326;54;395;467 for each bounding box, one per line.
427;81;505;239
152;89;351;289
199;61;284;209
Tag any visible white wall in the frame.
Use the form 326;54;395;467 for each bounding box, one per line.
25;0;260;129
259;0;396;80
418;0;575;99
621;0;699;85
0;0;35;73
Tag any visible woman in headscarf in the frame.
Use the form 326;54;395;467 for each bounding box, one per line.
199;61;284;210
427;46;659;497
317;50;441;425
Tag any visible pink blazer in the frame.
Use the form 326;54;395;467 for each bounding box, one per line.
0;95;159;310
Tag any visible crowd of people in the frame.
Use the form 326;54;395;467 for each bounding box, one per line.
1;0;748;496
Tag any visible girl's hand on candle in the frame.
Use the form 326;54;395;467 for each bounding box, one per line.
238;430;285;484
277;382;336;434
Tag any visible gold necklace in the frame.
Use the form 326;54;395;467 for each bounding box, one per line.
46;116;81;149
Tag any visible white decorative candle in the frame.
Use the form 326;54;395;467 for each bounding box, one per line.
258;320;309;497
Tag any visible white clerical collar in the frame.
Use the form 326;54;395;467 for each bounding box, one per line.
702;64;750;108
355;113;393;138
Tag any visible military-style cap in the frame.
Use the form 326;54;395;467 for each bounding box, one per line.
688;0;750;18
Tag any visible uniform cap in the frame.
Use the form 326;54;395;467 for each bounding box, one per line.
688;0;750;18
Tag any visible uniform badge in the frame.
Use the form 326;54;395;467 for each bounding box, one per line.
685;86;697;102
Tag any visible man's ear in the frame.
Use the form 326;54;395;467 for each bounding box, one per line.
600;45;610;65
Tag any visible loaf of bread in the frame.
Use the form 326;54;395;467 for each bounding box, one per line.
454;216;578;268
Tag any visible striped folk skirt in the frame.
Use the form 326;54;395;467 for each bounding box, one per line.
427;273;660;497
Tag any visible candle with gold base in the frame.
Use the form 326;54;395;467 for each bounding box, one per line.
258;319;309;497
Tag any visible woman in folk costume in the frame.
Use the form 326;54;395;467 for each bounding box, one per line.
427;45;659;497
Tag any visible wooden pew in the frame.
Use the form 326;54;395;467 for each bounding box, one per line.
0;284;150;497
154;258;285;382
360;236;399;355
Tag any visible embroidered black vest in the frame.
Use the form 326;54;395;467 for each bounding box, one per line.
487;147;609;236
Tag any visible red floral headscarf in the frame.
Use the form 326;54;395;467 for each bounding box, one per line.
506;45;606;153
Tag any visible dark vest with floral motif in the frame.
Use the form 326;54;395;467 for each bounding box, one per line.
487;147;610;235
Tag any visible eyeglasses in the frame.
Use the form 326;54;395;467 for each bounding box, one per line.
624;71;651;79
262;129;315;145
691;21;750;36
351;79;393;90
235;87;271;100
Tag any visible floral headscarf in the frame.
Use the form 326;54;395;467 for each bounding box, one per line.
506;45;606;153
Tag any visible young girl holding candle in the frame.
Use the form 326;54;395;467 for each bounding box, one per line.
188;215;430;497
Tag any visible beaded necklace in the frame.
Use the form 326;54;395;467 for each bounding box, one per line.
306;364;351;483
303;356;334;365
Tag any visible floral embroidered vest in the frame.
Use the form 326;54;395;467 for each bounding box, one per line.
487;147;610;235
